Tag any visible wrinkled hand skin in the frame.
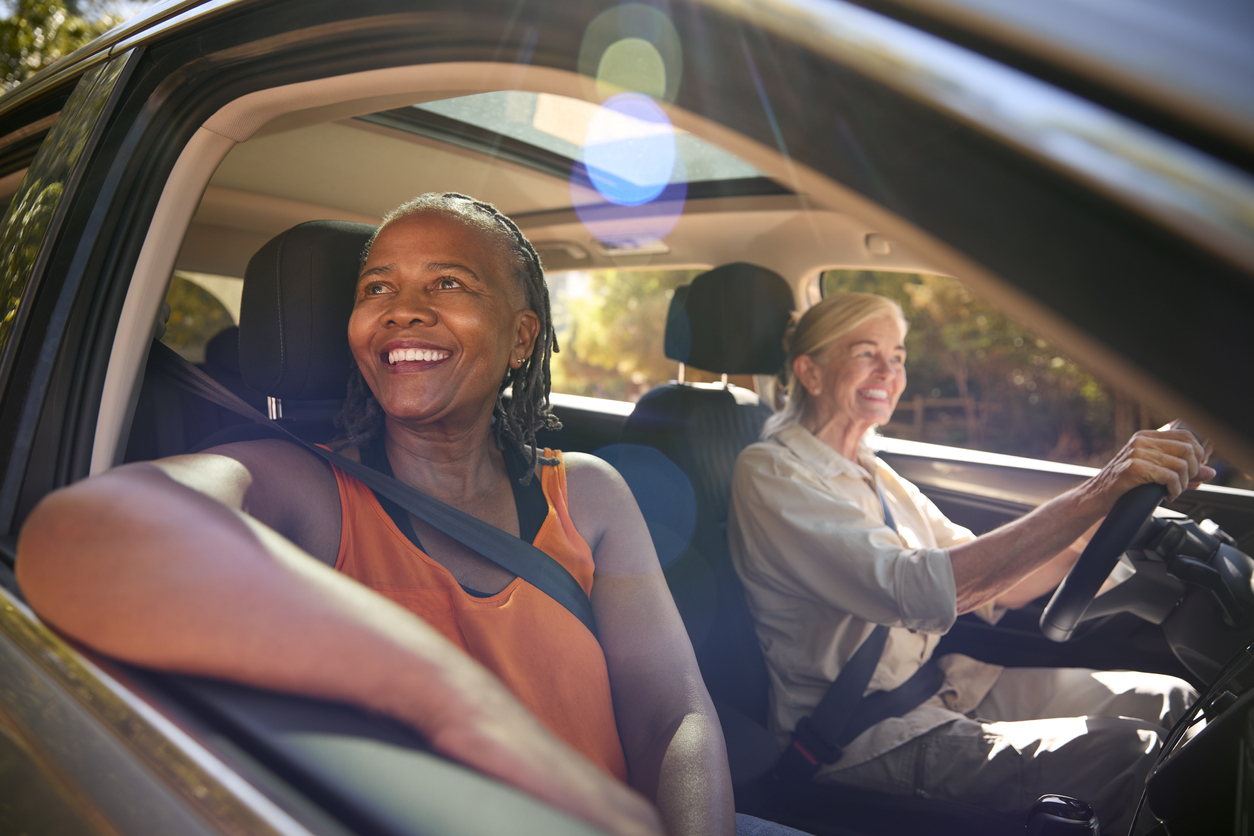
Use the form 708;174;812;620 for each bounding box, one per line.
949;422;1215;614
1083;425;1214;512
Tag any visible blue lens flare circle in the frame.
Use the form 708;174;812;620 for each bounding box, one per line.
582;93;676;207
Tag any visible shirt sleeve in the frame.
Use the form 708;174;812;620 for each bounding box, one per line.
731;448;958;634
887;465;1005;625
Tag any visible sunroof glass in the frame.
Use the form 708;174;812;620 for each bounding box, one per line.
412;91;762;185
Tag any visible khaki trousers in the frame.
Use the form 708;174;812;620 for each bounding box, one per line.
821;668;1196;835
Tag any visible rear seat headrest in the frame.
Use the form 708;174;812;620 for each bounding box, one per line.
665;262;795;375
239;220;377;401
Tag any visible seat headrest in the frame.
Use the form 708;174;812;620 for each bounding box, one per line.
662;284;692;362
238;220;377;400
665;262;794;375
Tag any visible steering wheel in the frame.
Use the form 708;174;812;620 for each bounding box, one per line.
1040;483;1168;642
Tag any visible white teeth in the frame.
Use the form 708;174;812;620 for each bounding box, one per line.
861;388;888;399
388;348;449;365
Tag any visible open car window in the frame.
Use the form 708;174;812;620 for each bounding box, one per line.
822;268;1254;492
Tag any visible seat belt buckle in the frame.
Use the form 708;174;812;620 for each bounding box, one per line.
773;717;842;783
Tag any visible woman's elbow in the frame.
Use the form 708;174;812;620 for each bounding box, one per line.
16;486;92;624
15;477;150;636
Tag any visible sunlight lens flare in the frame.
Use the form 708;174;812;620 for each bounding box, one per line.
578;3;683;104
572;95;687;248
593;443;696;569
583;93;676;206
574;5;688;248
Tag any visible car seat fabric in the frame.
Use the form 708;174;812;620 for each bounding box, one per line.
620;263;795;737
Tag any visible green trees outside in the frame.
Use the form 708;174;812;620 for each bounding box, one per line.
550;266;1186;470
550;268;701;402
0;0;132;91
160;273;235;364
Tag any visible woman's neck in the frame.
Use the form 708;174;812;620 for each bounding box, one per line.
382;413;508;500
800;405;873;462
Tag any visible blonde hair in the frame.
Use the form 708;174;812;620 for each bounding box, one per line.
762;291;907;438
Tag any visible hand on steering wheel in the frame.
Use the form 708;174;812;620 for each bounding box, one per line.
1040;483;1166;642
1040;424;1211;642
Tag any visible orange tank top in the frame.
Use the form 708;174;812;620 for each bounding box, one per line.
328;449;628;781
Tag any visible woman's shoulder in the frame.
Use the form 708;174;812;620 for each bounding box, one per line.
550;451;641;558
734;435;800;476
559;450;624;494
198;436;341;474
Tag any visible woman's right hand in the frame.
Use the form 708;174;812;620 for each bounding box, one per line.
1082;424;1214;514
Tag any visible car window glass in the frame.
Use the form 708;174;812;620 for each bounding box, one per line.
822;269;1253;489
0;57;126;384
160;272;240;363
548;267;748;402
0;114;58;217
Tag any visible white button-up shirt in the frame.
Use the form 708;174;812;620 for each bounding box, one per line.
729;421;1003;770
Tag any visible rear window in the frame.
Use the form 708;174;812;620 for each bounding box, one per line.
548;267;718;402
160;272;240;363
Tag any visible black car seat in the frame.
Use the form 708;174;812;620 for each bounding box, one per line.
202;326;268;415
619;262;794;758
125;329;257;461
172;219;377;452
126;221;376;458
235;219;377;441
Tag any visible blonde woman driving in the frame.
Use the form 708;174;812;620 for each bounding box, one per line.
729;292;1208;833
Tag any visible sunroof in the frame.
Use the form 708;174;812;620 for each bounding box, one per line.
411;91;763;185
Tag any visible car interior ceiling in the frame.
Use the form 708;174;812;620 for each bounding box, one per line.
98;63;1239;836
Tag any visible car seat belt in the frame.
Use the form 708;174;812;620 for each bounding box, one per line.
774;488;944;783
146;341;598;641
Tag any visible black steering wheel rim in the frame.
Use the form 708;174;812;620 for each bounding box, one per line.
1039;483;1168;642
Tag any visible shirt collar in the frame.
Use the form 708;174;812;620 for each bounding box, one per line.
770;420;878;481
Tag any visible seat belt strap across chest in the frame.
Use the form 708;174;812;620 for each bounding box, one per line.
774;485;944;783
147;342;599;641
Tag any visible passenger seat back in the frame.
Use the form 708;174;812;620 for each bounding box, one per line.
620;263;794;727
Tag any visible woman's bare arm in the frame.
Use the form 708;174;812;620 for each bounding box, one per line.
989;519;1108;610
949;428;1212;614
566;453;736;836
16;448;660;836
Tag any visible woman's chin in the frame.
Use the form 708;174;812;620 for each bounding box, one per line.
381;398;494;433
852;405;894;427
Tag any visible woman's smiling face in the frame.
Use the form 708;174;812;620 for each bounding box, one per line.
348;211;539;428
803;314;908;431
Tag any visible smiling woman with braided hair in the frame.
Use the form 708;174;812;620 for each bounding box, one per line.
17;195;802;836
331;193;562;477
